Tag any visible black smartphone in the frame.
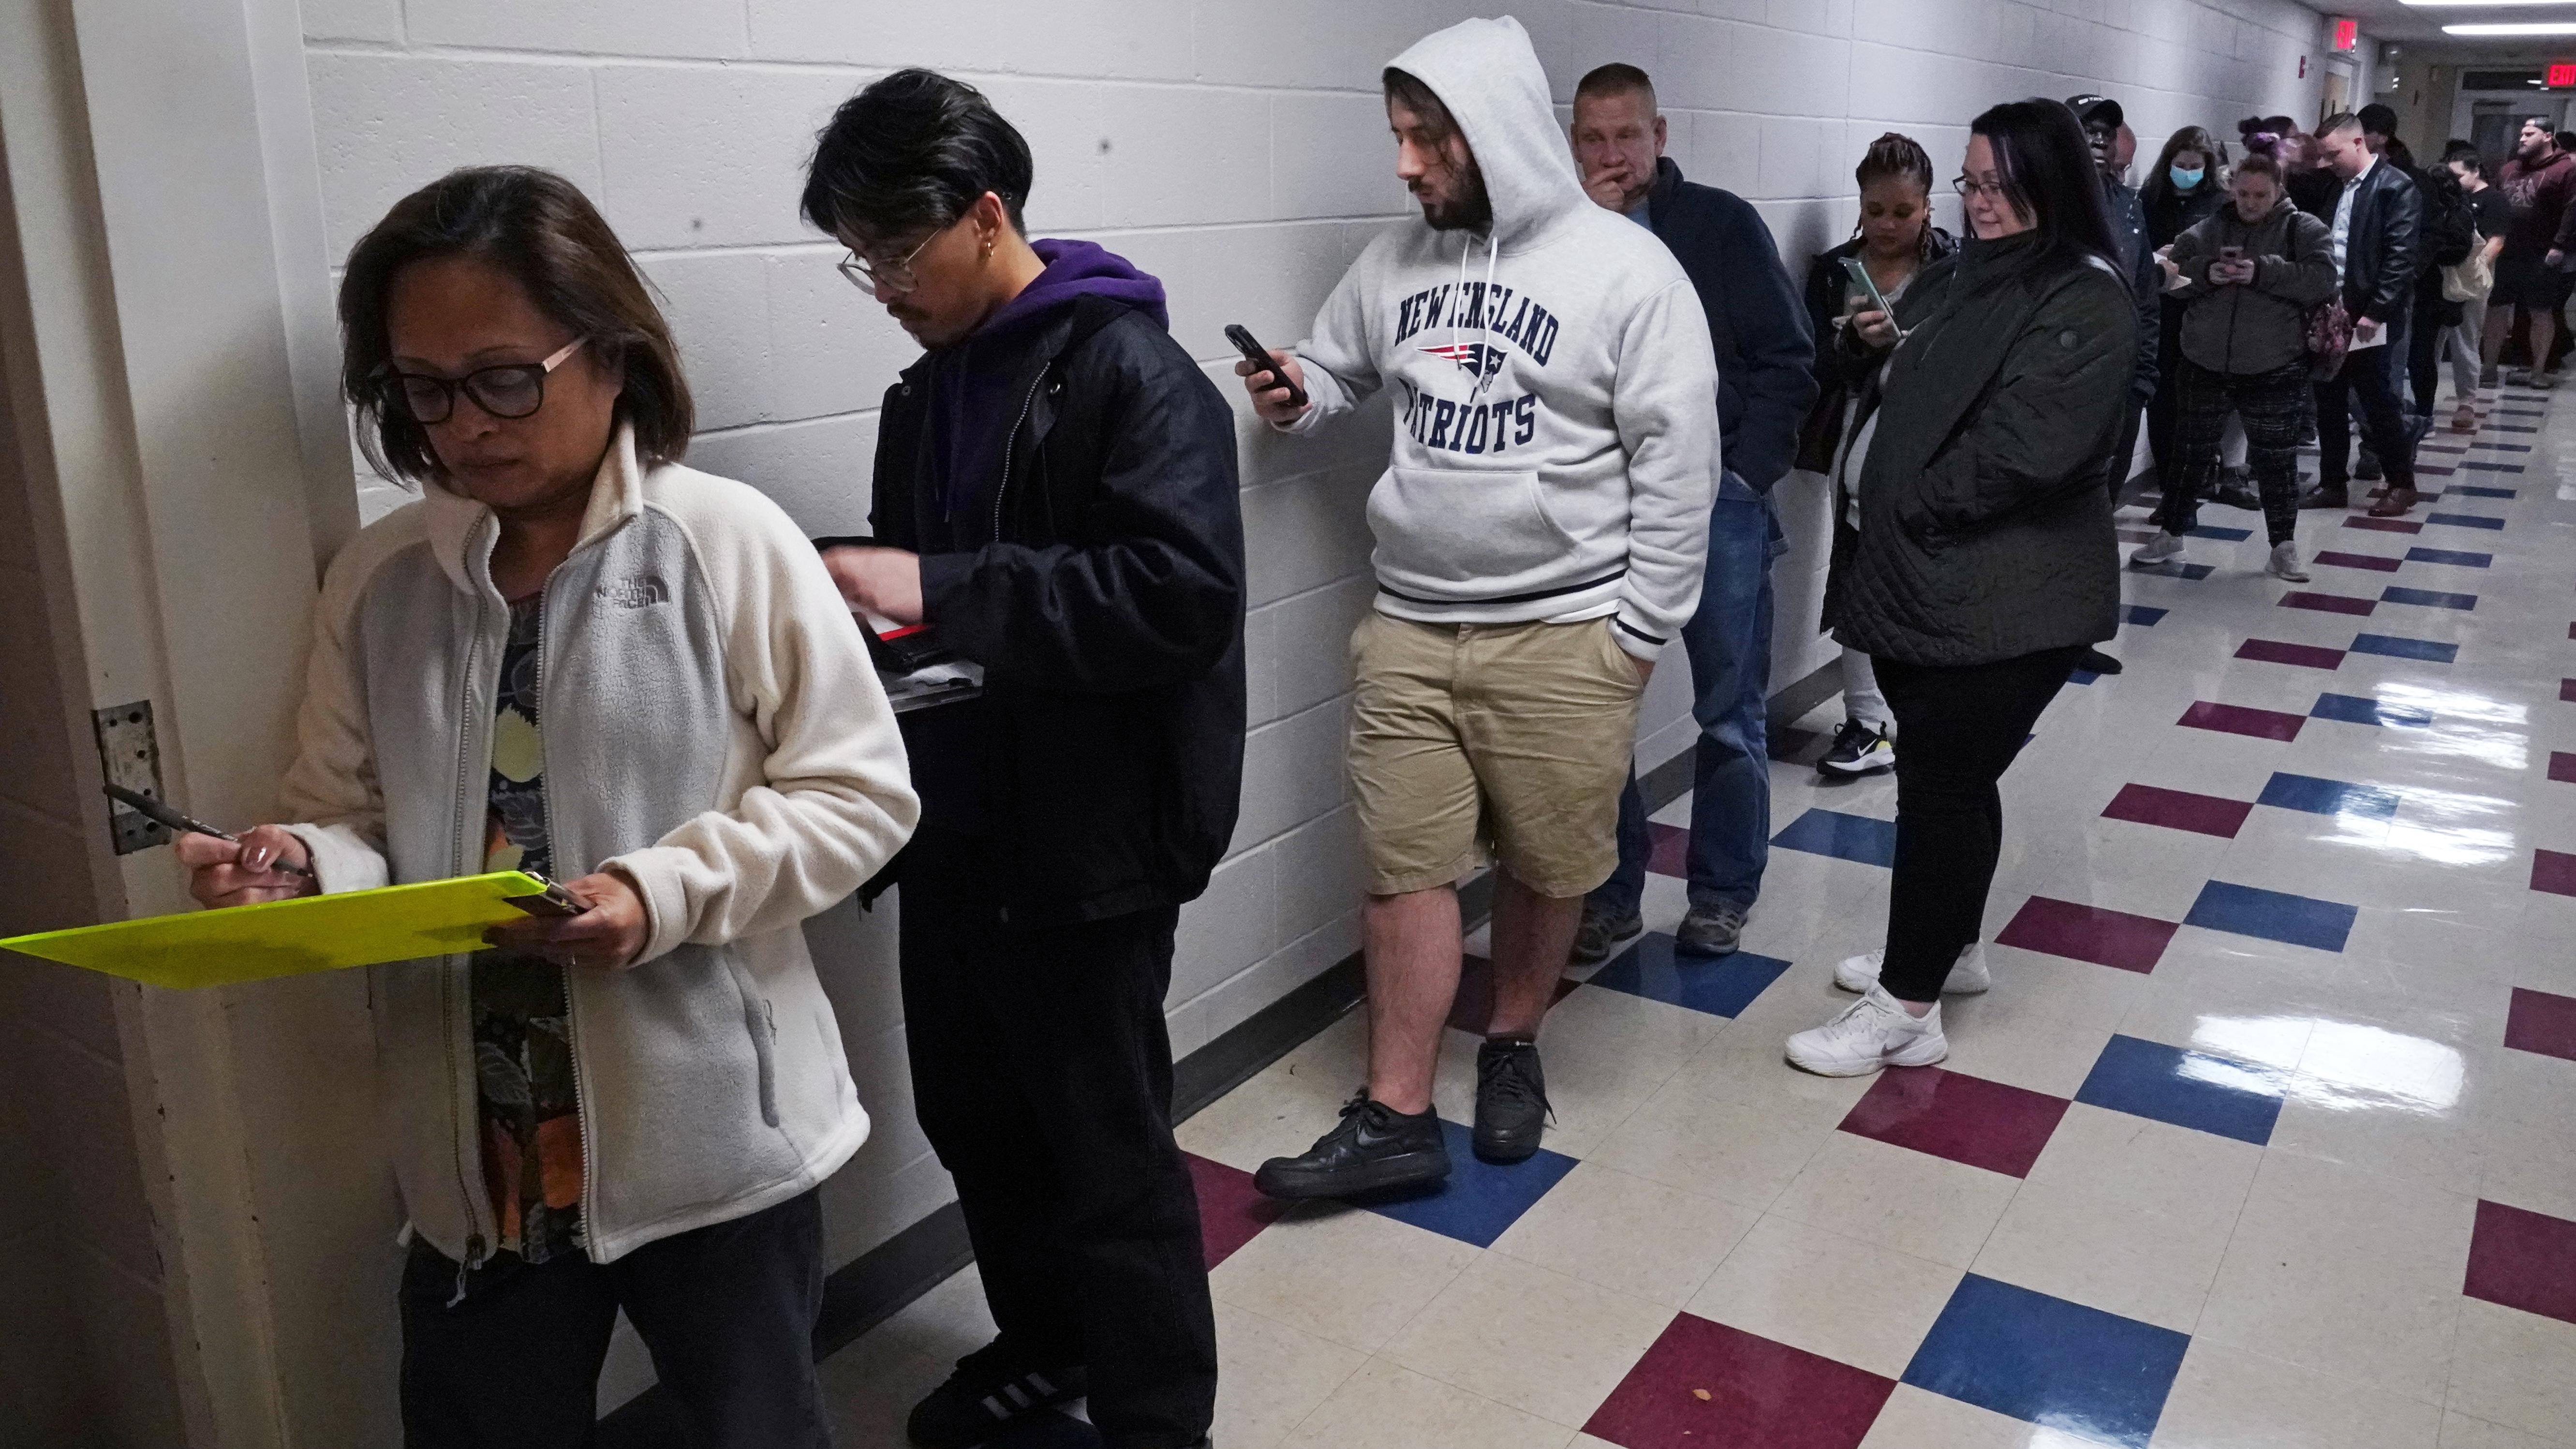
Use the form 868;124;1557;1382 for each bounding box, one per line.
1225;323;1307;409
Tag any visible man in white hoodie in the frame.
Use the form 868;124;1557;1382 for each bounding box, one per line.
1240;16;1718;1197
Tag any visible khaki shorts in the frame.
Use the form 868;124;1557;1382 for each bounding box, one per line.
1347;613;1647;899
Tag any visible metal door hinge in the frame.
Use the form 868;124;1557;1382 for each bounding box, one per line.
93;701;168;854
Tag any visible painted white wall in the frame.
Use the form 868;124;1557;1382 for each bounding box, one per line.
296;0;2332;1337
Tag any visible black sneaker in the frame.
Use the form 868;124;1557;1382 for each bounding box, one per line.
2298;483;2350;510
2212;479;2263;512
907;1340;1086;1449
1253;1094;1450;1199
1817;719;1895;777
1570;904;1643;965
1473;1037;1551;1162
2355;449;2383;481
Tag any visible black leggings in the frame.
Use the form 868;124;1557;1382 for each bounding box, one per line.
2157;357;2307;546
1874;646;2085;1002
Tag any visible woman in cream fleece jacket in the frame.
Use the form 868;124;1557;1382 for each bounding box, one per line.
178;167;915;1446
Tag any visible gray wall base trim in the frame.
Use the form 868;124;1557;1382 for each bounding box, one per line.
598;682;1763;1437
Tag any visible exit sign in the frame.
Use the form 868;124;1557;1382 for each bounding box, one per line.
2333;16;2358;51
2551;61;2576;88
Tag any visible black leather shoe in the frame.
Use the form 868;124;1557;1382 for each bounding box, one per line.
907;1340;1086;1449
2076;647;2124;676
1570;904;1643;965
1254;1094;1449;1199
2298;484;2350;510
1473;1037;1551;1162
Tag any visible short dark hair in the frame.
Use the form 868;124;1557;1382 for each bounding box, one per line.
338;166;692;483
2263;115;2297;134
2445;141;2487;177
2318;111;2363;139
2358;103;2399;138
801;69;1033;245
1975;98;2120;274
1574;63;1655;108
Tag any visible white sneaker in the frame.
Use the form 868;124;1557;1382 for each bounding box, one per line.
2265;541;2310;582
2127;532;2187;570
1785;985;1949;1077
1832;943;1991;995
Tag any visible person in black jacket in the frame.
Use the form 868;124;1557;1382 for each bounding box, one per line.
1567;61;1817;962
803;70;1239;1449
2067;94;2156;678
2139;126;2230;502
1784;99;2131;1077
2300;112;2428;518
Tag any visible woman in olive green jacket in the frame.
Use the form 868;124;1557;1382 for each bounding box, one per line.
1788;99;2134;1078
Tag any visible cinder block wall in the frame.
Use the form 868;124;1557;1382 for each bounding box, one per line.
296;0;2325;1305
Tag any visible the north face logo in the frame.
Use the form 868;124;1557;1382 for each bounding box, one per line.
596;576;668;608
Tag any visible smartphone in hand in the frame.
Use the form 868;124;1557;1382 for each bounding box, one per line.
1226;323;1306;409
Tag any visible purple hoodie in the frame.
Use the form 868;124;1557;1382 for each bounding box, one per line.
926;239;1168;525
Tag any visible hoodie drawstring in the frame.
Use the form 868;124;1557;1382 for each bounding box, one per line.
1455;232;1502;400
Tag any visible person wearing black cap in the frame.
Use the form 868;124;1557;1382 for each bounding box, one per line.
2067;94;2155;677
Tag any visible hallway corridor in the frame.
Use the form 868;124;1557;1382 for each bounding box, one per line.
826;389;2576;1449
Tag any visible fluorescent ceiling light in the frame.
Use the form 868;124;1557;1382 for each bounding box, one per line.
2444;21;2576;32
2405;1;2576;7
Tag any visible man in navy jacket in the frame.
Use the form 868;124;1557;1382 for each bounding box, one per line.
1569;63;1817;961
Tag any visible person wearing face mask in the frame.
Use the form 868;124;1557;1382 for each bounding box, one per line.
2139;126;2230;503
1796;132;1957;779
1783;99;2131;1075
2130;152;2336;581
175;166;921;1446
1568;62;1817;965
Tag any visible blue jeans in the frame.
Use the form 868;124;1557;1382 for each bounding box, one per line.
1592;478;1778;918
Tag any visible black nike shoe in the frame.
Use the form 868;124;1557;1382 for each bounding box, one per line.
1253;1094;1450;1199
1473;1037;1552;1163
906;1340;1086;1449
1817;718;1895;777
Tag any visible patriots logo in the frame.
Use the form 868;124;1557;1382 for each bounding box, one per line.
1419;340;1507;386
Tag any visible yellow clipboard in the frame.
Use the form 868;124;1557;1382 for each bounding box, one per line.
0;871;561;989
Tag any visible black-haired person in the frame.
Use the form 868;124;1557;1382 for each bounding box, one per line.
2130;153;2336;581
1798;132;1957;779
2405;158;2477;439
2443;144;2511;430
805;69;1243;1449
2065;93;2155;678
1785;100;2131;1075
178;166;920;1446
2140;125;2230;505
2299;113;2426;518
1570;61;1817;963
2482;118;2576;388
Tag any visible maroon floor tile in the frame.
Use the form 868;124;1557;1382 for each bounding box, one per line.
1583;1314;1894;1449
1838;1065;2071;1178
1648;821;1688;878
2345;517;2425;533
2236;638;2347;670
2552;753;2576;785
2312;550;2404;573
2561;678;2576;703
2463;1199;2576;1327
1185;1153;1286;1270
2279;591;2379;616
2178;700;2306;742
1995;895;2180;973
2102;783;2255;839
2504;987;2576;1063
2535;849;2576;897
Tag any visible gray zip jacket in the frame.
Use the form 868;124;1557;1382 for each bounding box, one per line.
279;428;918;1265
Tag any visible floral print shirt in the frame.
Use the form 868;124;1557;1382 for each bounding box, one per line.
472;594;584;1263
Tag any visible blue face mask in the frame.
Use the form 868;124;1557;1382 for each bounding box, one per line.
2171;165;2206;190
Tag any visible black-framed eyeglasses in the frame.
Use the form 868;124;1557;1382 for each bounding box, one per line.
1952;174;2012;201
382;337;586;424
835;219;957;296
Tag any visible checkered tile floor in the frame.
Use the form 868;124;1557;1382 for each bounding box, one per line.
821;386;2576;1448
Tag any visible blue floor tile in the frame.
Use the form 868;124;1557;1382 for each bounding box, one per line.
1902;1274;2191;1449
2183;879;2358;953
1771;808;1898;868
2348;633;2458;664
2074;1033;2288;1145
2121;604;2168;627
1358;1119;1579;1248
2447;486;2517;499
2380;586;2476;611
2491;423;2539;432
2457;460;2524;473
2427;512;2507;529
2257;771;2400;821
2185;524;2250;541
2469;442;2532;452
2404;547;2492;567
2311;691;2433;727
2067;669;2101;685
1585;933;1793;1016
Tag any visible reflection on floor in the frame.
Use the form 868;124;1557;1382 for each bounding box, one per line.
823;386;2576;1448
